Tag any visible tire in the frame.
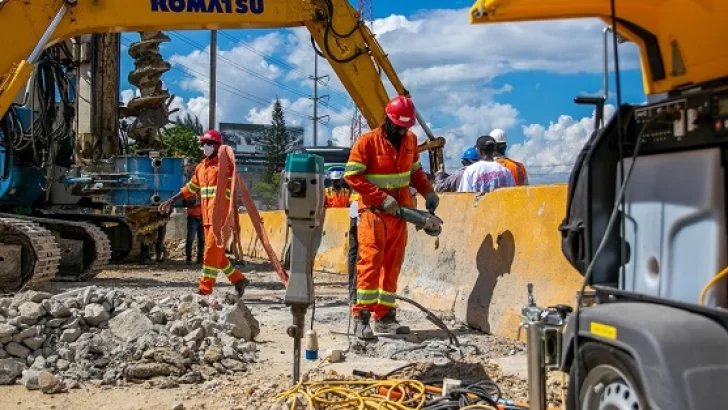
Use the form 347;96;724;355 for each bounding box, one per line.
566;341;652;410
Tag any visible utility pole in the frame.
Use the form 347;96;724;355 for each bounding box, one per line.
309;53;329;146
209;30;217;129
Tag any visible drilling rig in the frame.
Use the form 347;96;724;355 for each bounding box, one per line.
121;31;181;251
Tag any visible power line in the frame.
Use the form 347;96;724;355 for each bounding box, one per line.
170;32;334;104
121;36;314;122
218;30;352;102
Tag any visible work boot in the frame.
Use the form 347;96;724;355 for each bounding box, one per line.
353;309;375;340
374;309;410;335
234;277;251;298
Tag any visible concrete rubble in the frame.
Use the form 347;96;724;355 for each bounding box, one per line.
0;287;260;392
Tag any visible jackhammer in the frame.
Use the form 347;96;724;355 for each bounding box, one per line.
281;153;325;384
396;206;444;237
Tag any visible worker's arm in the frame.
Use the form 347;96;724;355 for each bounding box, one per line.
344;137;388;207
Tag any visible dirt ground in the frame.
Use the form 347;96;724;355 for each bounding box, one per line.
0;254;565;410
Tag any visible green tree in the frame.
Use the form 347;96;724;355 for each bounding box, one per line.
253;171;281;209
161;125;203;161
259;98;295;183
252;98;296;208
175;112;204;135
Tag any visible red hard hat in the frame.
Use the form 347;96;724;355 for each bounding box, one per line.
199;129;223;144
385;96;416;128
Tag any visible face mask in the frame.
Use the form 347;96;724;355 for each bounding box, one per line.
202;144;215;157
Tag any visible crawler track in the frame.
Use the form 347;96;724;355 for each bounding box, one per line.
44;213;135;262
0;217;60;293
0;214;111;281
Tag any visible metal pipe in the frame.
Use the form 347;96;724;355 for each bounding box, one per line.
290;306;306;384
526;321;546;410
28;5;68;63
415;111;436;140
209;30;217;129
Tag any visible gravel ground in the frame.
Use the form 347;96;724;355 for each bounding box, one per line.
0;251;565;410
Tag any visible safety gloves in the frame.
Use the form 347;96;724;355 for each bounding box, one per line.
425;191;439;213
381;195;401;215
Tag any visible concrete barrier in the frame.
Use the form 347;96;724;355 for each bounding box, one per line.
236;185;584;339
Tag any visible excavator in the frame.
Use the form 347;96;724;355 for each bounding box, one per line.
469;0;728;409
0;0;446;293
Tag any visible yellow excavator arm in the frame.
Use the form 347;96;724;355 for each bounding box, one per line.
0;0;444;171
468;0;728;96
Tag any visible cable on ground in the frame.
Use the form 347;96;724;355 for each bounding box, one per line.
271;379;429;409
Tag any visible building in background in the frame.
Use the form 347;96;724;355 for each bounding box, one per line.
219;122;304;208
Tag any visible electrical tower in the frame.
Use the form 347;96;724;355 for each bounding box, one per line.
310;53;330;146
350;0;374;145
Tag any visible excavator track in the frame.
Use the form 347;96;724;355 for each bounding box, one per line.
0;214;111;281
42;213;135;262
0;217;60;293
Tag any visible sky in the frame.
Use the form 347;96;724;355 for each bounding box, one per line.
118;1;647;184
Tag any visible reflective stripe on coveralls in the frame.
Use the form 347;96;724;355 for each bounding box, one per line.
199;225;245;295
181;155;245;294
344;125;434;321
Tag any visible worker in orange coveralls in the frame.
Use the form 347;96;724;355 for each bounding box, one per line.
159;130;250;297
344;96;439;339
324;170;351;208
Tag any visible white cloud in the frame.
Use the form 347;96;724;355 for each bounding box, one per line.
507;104;617;184
129;6;642;183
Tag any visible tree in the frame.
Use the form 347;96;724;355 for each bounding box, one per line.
253;171;281;209
161;125;203;161
175;112;204;135
252;98;296;208
259;98;295;184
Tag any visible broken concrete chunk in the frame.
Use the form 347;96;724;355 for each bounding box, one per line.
38;371;65;394
0;323;16;338
0;358;24;384
83;304;110;326
18;302;45;323
60;328;82;343
5;342;30;359
108;309;154;342
221;302;260;341
23;336;46;351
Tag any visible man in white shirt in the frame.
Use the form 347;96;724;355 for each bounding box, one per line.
458;135;516;193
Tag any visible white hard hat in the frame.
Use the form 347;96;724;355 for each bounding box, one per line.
490;129;507;143
329;170;344;180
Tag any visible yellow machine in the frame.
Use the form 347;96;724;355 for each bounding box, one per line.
470;1;728;410
0;0;445;171
0;0;446;292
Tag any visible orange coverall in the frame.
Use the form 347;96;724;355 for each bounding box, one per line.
325;187;351;208
181;155;245;295
344;126;434;320
496;157;528;185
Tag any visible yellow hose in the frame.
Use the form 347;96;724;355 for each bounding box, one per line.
699;266;728;305
271;379;430;410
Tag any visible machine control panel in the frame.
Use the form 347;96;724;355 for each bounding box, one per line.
632;87;728;154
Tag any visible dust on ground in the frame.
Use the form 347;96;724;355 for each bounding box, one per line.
0;254;565;410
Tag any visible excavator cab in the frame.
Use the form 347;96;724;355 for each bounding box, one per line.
469;1;728;409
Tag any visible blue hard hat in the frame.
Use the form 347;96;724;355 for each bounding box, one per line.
462;147;479;161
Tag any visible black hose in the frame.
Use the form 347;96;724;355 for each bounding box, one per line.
309;0;365;64
393;294;462;355
419;379;502;410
